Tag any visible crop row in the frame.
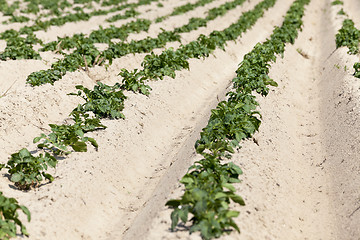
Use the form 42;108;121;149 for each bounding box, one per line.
26;0;250;86
0;0;129;22
0;0;257;237
0;0;225;61
0;0;161;60
165;0;310;239
40;0;228;53
334;0;360;78
0;0;220;62
154;0;215;23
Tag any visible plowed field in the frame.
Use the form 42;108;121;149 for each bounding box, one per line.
0;0;359;239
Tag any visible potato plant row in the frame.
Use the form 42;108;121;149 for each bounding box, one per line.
0;0;257;237
0;0;128;22
334;1;360;78
3;2;130;24
0;0;219;62
165;0;310;239
0;0;160;61
155;0;215;23
26;0;249;86
39;0;223;52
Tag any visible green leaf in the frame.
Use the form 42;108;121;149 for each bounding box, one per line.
11;173;23;183
75;129;84;137
226;144;235;153
226;210;239;218
33;136;42;143
179;208;188;223
43;173;54;182
230;194;245;205
180;176;194;185
18;148;30;158
71;141;87;152
87;137;98;148
229;162;243;175
170;209;179;231
20;205;31;222
228;219;240;233
214;192;227;199
196;144;205;153
165;199;181;208
222;183;236;192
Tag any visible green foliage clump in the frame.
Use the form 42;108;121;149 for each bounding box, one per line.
336;19;360;54
337;8;346;16
0;31;42;61
106;8;139;23
155;0;215;23
1;149;56;190
353;62;360;78
33;111;105;155
69;82;127;119
1;112;105;189
331;0;343;5
171;0;214;16
0;192;31;239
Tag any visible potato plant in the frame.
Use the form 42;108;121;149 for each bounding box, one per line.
33;112;105;155
353;62;360;78
0;149;57;190
69;82;127;119
41;19;151;52
334;8;360;79
0;192;31;239
336;19;360;54
1;111;105;191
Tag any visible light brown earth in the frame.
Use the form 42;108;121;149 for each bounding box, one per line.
0;0;359;239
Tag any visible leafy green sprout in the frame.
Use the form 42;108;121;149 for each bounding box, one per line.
353;62;360;78
337;8;346;16
331;0;343;5
0;192;31;239
0;148;57;190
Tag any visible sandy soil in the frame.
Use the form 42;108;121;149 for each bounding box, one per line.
0;0;359;239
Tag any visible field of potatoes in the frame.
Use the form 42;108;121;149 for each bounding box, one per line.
0;0;359;239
